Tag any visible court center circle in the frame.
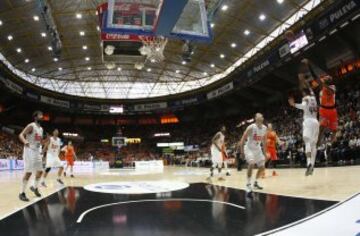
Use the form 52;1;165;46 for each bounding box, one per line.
84;181;189;194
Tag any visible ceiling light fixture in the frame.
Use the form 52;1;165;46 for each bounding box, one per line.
7;35;13;41
259;14;266;21
221;5;228;11
182;61;187;65
33;15;39;21
41;32;47;37
147;68;152;72
210;64;215;68
53;57;58;62
231;43;237;48
25;59;29;63
85;57;90;61
210;23;215;28
80;31;85;36
16;48;22;53
31;68;36;72
277;0;284;4
76;13;82;19
82;45;88;50
117;67;122;71
220;54;225;58
0;20;3;26
176;70;180;74
203;72;208;76
87;67;92;70
58;67;63;71
48;46;53;51
244;29;250;35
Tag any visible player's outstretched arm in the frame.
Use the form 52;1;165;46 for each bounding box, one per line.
302;58;335;94
289;97;306;110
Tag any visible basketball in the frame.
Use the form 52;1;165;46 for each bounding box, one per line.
285;30;296;41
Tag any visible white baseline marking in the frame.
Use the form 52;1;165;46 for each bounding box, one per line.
77;198;245;223
256;192;360;235
0;186;66;220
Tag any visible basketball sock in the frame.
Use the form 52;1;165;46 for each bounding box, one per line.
21;179;28;193
305;141;311;166
311;144;317;167
224;162;229;173
210;167;214;176
247;176;252;185
34;179;40;189
306;153;311;166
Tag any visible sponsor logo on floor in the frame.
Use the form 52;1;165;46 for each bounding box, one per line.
84;181;189;194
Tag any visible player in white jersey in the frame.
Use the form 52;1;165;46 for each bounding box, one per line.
18;111;45;201
208;125;230;181
41;129;65;187
239;113;267;193
288;85;319;176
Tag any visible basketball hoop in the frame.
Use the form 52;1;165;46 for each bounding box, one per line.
116;143;123;151
139;36;168;63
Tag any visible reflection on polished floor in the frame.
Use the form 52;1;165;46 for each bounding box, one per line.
0;183;335;236
0;166;359;235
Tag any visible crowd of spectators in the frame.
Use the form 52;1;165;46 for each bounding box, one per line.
0;130;22;159
1;79;359;168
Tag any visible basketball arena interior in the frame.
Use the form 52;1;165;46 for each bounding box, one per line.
0;0;360;235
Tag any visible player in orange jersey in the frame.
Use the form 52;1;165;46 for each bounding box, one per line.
317;75;337;144
264;123;283;177
62;141;77;178
300;59;338;145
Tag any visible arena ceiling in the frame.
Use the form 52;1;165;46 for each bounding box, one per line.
0;0;323;99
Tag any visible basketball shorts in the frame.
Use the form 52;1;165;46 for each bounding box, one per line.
66;156;75;166
46;153;62;168
23;147;43;172
303;118;319;144
211;145;223;165
244;145;265;167
266;148;278;161
319;108;338;131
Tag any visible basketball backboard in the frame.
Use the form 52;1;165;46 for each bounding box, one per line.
100;0;212;42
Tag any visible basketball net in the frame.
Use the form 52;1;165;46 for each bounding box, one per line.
117;144;123;151
139;36;168;63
